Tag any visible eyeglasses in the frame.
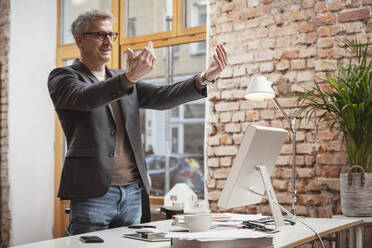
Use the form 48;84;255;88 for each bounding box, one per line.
82;32;119;41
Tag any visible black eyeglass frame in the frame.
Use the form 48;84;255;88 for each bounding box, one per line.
81;31;119;41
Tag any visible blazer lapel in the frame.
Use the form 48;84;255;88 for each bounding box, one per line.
72;60;116;124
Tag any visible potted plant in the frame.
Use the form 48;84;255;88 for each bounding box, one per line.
296;39;372;216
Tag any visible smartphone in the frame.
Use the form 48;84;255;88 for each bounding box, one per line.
123;233;169;242
79;235;104;243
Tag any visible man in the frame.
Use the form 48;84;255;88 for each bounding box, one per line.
48;9;227;235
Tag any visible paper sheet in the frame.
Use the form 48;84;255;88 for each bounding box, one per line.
165;229;273;240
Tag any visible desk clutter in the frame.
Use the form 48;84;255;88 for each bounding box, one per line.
123;213;274;248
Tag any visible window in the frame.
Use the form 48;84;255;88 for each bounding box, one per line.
60;0;112;45
137;41;206;198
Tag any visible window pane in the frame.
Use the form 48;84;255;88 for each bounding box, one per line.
184;0;207;28
172;127;178;153
184;103;205;118
138;41;206;198
184;123;204;154
126;0;172;38
60;0;112;45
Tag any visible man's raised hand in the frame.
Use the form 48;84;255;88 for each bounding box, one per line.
125;41;156;83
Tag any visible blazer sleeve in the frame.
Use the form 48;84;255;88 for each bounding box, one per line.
136;75;207;110
48;67;133;111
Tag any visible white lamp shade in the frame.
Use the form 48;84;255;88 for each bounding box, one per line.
245;76;275;101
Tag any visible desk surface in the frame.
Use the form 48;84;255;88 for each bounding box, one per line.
12;218;363;248
333;214;372;223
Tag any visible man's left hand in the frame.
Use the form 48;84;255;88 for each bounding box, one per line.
202;44;228;84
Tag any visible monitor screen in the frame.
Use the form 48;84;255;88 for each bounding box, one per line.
217;125;287;209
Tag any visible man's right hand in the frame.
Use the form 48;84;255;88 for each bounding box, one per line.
125;41;156;83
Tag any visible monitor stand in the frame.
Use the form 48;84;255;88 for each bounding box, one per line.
256;165;285;231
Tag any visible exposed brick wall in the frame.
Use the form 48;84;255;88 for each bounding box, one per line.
207;0;371;222
0;0;10;247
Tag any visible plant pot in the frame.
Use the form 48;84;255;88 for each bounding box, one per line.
340;166;372;217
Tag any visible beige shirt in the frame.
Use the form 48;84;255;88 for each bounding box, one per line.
92;70;140;186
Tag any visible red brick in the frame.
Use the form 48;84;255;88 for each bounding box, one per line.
216;22;233;33
221;2;234;12
275;59;290;71
214;145;238;156
259;62;274;73
208;190;222;201
339;8;370;22
289;10;307;22
317;26;331;37
220;135;232;145
220;157;232;167
299;23;315;33
241;8;259;19
346;0;361;7
345;22;365;34
208;157;219;168
328;0;344;11
254;49;275;62
297;168;314;178
269;24;298;37
291;59;306;69
273;180;289;191
216;179;226;189
317;49;328;58
305;180;322;191
299;194;327;206
315;13;337;26
367;22;372;32
245;110;260;121
302;0;314;8
213;168;231;179
306;32;317;44
315;59;337;71
225;123;241;133
207;178;216;188
234;0;246;9
275;14;287;25
330;24;346;35
215;102;239;112
315;2;327;12
283;50;300;59
232;134;244;145
318;37;334;48
317;153;347;165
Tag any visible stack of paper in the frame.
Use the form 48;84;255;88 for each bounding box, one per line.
166;229;273;248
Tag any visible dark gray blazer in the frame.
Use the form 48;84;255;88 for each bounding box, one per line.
48;60;206;199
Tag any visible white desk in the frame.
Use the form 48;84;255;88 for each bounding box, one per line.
11;218;363;248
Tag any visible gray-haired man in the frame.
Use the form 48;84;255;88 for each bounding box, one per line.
48;9;227;235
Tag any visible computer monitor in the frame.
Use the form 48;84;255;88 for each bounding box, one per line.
217;125;288;229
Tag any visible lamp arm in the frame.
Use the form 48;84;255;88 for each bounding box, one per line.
272;97;297;215
272;98;295;134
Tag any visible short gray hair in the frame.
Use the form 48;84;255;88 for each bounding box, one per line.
71;9;114;36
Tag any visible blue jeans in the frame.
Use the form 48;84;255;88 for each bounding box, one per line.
68;183;142;235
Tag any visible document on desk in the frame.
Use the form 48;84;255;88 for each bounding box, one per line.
167;229;273;248
166;229;272;240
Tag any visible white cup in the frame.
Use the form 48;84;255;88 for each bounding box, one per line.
184;214;212;232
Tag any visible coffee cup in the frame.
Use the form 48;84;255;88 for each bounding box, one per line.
184;214;211;232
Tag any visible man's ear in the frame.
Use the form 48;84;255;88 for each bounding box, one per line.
75;35;82;48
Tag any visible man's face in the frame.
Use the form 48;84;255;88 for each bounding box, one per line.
75;19;113;67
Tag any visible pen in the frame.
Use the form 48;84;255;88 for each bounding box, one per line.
128;225;157;229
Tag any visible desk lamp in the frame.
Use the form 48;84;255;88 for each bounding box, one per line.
244;76;297;216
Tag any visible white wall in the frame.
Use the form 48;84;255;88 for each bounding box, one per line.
8;0;56;245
